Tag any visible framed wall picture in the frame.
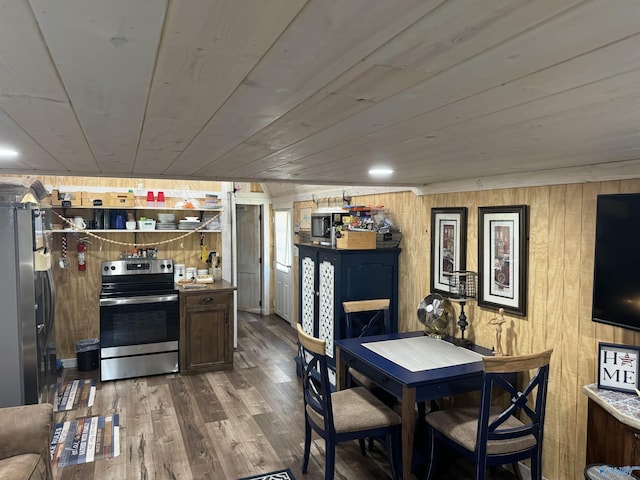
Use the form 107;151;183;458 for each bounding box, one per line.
300;207;312;230
478;205;528;316
430;207;467;295
598;342;640;393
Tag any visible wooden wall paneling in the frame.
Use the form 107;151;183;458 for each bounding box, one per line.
558;183;584;480
543;184;568;476
522;186;550;357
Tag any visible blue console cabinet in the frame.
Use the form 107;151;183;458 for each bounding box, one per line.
297;243;400;383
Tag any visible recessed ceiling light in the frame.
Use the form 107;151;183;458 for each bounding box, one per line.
0;146;19;160
368;167;393;176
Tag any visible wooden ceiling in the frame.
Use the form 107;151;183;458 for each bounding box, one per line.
1;0;640;192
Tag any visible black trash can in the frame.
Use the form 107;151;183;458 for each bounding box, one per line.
76;338;99;371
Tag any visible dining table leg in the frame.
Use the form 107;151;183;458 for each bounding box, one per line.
401;385;416;480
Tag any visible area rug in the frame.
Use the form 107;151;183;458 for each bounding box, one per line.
54;379;96;412
50;414;120;467
237;469;296;480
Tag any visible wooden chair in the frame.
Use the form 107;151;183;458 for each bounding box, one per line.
296;324;402;480
343;299;391;390
424;349;554;480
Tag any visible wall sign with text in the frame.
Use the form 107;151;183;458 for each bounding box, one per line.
598;342;640;393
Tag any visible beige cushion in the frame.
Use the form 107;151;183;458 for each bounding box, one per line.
0;454;50;480
306;387;401;434
426;407;537;455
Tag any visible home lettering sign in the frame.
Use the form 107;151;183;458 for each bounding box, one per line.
598;342;640;393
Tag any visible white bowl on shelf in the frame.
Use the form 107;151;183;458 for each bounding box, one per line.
184;216;200;222
125;221;136;230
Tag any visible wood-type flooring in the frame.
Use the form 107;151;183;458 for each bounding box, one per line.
52;311;526;480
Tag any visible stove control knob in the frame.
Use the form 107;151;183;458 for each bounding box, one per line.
103;265;109;272
166;264;172;270
110;265;116;271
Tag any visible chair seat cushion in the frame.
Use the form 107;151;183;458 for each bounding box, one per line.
307;387;401;434
426;407;537;455
0;453;49;480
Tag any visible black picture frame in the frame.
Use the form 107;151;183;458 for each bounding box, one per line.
598;342;640;393
430;207;467;295
478;205;528;316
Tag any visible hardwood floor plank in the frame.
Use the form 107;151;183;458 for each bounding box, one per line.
52;311;522;479
148;383;194;480
169;376;225;479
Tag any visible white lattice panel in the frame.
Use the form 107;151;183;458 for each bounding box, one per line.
301;257;315;334
318;260;335;358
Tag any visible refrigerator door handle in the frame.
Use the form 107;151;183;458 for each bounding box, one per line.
44;268;55;340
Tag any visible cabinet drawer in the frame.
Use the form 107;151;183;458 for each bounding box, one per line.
183;291;232;308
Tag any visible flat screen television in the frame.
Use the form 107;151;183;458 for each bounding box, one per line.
592;193;640;331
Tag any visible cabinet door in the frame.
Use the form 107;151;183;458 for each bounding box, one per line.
183;294;231;372
300;253;316;335
317;256;336;361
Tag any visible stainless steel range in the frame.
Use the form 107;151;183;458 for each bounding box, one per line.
99;258;178;381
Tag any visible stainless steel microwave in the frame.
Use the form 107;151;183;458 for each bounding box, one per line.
310;212;343;243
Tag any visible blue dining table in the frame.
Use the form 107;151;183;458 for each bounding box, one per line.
335;331;494;480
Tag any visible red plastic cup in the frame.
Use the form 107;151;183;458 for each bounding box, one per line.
146;191;155;202
157;191;165;203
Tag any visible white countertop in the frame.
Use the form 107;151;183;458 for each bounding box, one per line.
583;383;640;430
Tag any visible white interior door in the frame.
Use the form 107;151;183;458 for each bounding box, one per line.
236;204;262;313
274;210;293;324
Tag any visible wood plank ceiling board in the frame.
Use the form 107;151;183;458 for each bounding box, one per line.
290;60;640;182
241;0;640;186
28;0;168;173
0;111;67;172
0;0;96;173
215;0;584;180
203;62;431;179
166;0;441;176
292;33;640;174
134;0;308;176
209;0;588;183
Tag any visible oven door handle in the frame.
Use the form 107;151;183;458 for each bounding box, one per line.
100;293;178;306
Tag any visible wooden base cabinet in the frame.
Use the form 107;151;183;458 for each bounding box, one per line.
586;398;640;472
180;286;234;373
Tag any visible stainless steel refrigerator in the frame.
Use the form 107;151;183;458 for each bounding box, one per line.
0;179;56;407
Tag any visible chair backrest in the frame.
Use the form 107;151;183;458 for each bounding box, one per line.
476;349;554;458
343;299;391;339
297;324;334;433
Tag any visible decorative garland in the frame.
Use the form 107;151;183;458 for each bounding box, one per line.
51;209;219;248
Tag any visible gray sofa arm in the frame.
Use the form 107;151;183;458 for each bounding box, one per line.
0;403;54;464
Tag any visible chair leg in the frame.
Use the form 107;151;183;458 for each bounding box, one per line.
302;421;311;474
387;426;402;480
424;425;440;480
325;439;336;480
531;448;543;480
358;438;366;456
512;461;523;480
